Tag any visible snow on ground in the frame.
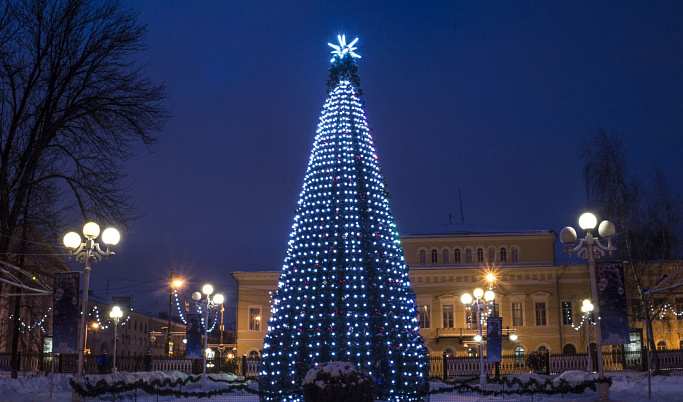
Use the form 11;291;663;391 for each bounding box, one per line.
0;369;682;401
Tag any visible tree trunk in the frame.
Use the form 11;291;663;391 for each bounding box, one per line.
10;293;21;378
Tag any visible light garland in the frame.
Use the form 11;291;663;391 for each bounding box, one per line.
4;307;52;334
173;289;220;332
258;39;427;402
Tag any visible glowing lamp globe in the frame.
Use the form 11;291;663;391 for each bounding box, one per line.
473;288;484;299
110;306;123;319
101;228;120;245
83;222;101;239
474;334;482;342
461;293;473;305
213;293;224;304
172;280;183;288
484;290;495;302
510;333;518;341
202;284;214;295
63;232;81;249
578;213;597;230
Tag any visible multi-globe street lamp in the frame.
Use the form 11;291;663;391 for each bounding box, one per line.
581;299;594;373
109;306;123;373
167;270;183;356
63;222;120;380
192;284;224;380
461;287;495;385
560;212;615;398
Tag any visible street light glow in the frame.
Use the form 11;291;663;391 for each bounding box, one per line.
579;212;597;230
83;222;101;238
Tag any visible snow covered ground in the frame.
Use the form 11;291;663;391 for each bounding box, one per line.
0;369;681;401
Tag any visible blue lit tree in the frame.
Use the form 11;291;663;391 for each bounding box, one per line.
259;36;428;401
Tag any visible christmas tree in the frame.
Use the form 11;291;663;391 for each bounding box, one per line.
259;35;428;401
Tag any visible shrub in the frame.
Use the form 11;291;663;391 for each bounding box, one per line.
302;361;377;402
526;351;546;372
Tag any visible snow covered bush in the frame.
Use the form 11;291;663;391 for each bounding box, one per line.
302;361;376;402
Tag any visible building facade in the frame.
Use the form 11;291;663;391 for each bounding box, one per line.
232;230;682;361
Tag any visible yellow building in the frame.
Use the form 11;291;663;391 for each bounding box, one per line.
231;229;681;365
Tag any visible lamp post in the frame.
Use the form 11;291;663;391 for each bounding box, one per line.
166;270;183;357
63;222;120;380
560;212;615;399
84;322;99;356
581;299;594;373
109;306;123;373
192;284;224;381
461;287;495;385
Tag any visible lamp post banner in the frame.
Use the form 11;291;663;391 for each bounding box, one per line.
185;313;202;359
487;317;502;362
597;261;630;345
52;272;80;353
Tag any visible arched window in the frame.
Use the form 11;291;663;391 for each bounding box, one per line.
248;350;260;358
488;247;495;263
454;249;461;263
465;249;473;263
477;248;484;262
563;344;576;354
419;250;426;264
538;345;548;353
511;247;519;262
500;247;507;262
657;341;667;351
442;249;450;264
514;346;525;367
431;249;438;264
443;347;455;357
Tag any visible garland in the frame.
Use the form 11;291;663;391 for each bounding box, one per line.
427;376;613;397
69;375;259;398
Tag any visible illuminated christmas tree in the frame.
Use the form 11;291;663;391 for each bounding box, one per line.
259;35;428;401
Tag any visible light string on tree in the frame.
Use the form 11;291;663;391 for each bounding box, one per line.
3;307;52;334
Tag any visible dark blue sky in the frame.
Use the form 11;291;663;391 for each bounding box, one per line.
79;1;683;321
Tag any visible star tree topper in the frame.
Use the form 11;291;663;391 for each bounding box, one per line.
328;34;361;62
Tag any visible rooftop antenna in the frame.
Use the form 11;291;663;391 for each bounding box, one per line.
459;189;465;224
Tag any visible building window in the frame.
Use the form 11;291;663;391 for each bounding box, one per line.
563;344;576;354
249;307;262;331
418;305;430;329
454;249;461;263
512;302;523;327
562;302;573;326
511;247;519;262
538;345;548;353
248;350;260;358
442;249;450;264
488;248;495;263
419;250;426;264
443;347;455;357
535;302;547;326
465;249;473;263
431;249;438;264
500;247;507;262
466;310;477;329
629;299;643;320
442;305;454;328
476;248;484;262
514;346;525;367
657;341;667;351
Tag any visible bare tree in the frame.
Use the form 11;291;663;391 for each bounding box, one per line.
0;0;168;376
583;128;683;371
0;0;169;258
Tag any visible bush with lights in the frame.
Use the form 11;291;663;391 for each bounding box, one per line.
258;35;428;401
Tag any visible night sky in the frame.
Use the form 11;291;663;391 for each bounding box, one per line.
78;1;683;323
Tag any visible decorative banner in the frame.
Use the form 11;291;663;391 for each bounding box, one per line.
185;313;203;359
52;272;80;354
487;317;502;362
597;261;630;345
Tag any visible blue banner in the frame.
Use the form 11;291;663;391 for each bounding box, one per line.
597;262;630;345
487;317;502;362
52;272;80;354
185;313;203;359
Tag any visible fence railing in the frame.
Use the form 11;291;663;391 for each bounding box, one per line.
3;348;682;379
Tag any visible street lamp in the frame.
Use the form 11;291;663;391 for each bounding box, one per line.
192;284;224;381
560;212;615;396
109;306;123;373
461;287;495;385
63;222;119;380
581;299;594;373
167;270;183;356
84;322;99;356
